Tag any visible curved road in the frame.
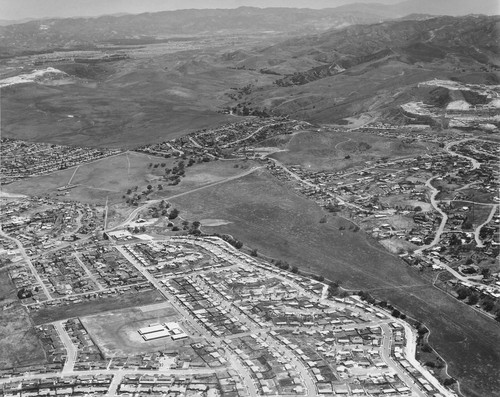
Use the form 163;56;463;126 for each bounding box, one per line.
414;176;448;254
445;139;480;170
474;204;499;248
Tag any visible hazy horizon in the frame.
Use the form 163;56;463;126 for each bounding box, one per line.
2;0;498;21
0;0;396;20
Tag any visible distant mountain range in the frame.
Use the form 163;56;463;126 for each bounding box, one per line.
0;1;498;57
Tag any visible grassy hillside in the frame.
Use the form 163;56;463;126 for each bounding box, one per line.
171;169;500;397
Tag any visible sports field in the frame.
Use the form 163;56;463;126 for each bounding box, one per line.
80;303;191;357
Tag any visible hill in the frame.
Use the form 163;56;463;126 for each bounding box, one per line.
0;7;392;57
222;15;499;124
1;1;498;57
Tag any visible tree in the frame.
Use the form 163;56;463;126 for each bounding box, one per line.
250;249;258;257
456;286;469;300
443;378;456;386
234;240;243;249
483;299;494;312
17;287;33;299
276;260;289;270
169;208;179;220
468;293;479;305
422;344;433;353
147;184;153;191
291;266;299;274
391;309;401;318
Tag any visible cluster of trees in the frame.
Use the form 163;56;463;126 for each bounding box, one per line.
212;233;243;249
179;220;202;235
168;208;179;220
123;183;164;206
148;162;168;169
128;225;146;234
455;284;498;313
149;200;171;218
164;160;186;185
17;287;33;299
324;202;341;213
327;280;344;297
270;259;299;274
358;293;408;319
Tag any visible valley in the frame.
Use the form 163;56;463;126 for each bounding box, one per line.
0;5;499;397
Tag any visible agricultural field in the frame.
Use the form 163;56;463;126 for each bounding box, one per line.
80;304;189;358
171;169;500;397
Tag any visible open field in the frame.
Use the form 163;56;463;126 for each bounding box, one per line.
80;304;190;358
171;169;500;397
2;153;259;211
270;129;435;171
2;151;179;204
0;48;266;148
0;269;46;369
31;289;164;325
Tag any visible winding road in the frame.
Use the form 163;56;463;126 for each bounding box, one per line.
414;176;449;254
474;204;499;248
445;139;480;170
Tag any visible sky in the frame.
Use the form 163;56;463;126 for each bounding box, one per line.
0;0;402;20
0;0;497;20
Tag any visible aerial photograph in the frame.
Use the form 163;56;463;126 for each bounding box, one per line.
0;0;499;396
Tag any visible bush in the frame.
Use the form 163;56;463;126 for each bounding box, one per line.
443;378;456;386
